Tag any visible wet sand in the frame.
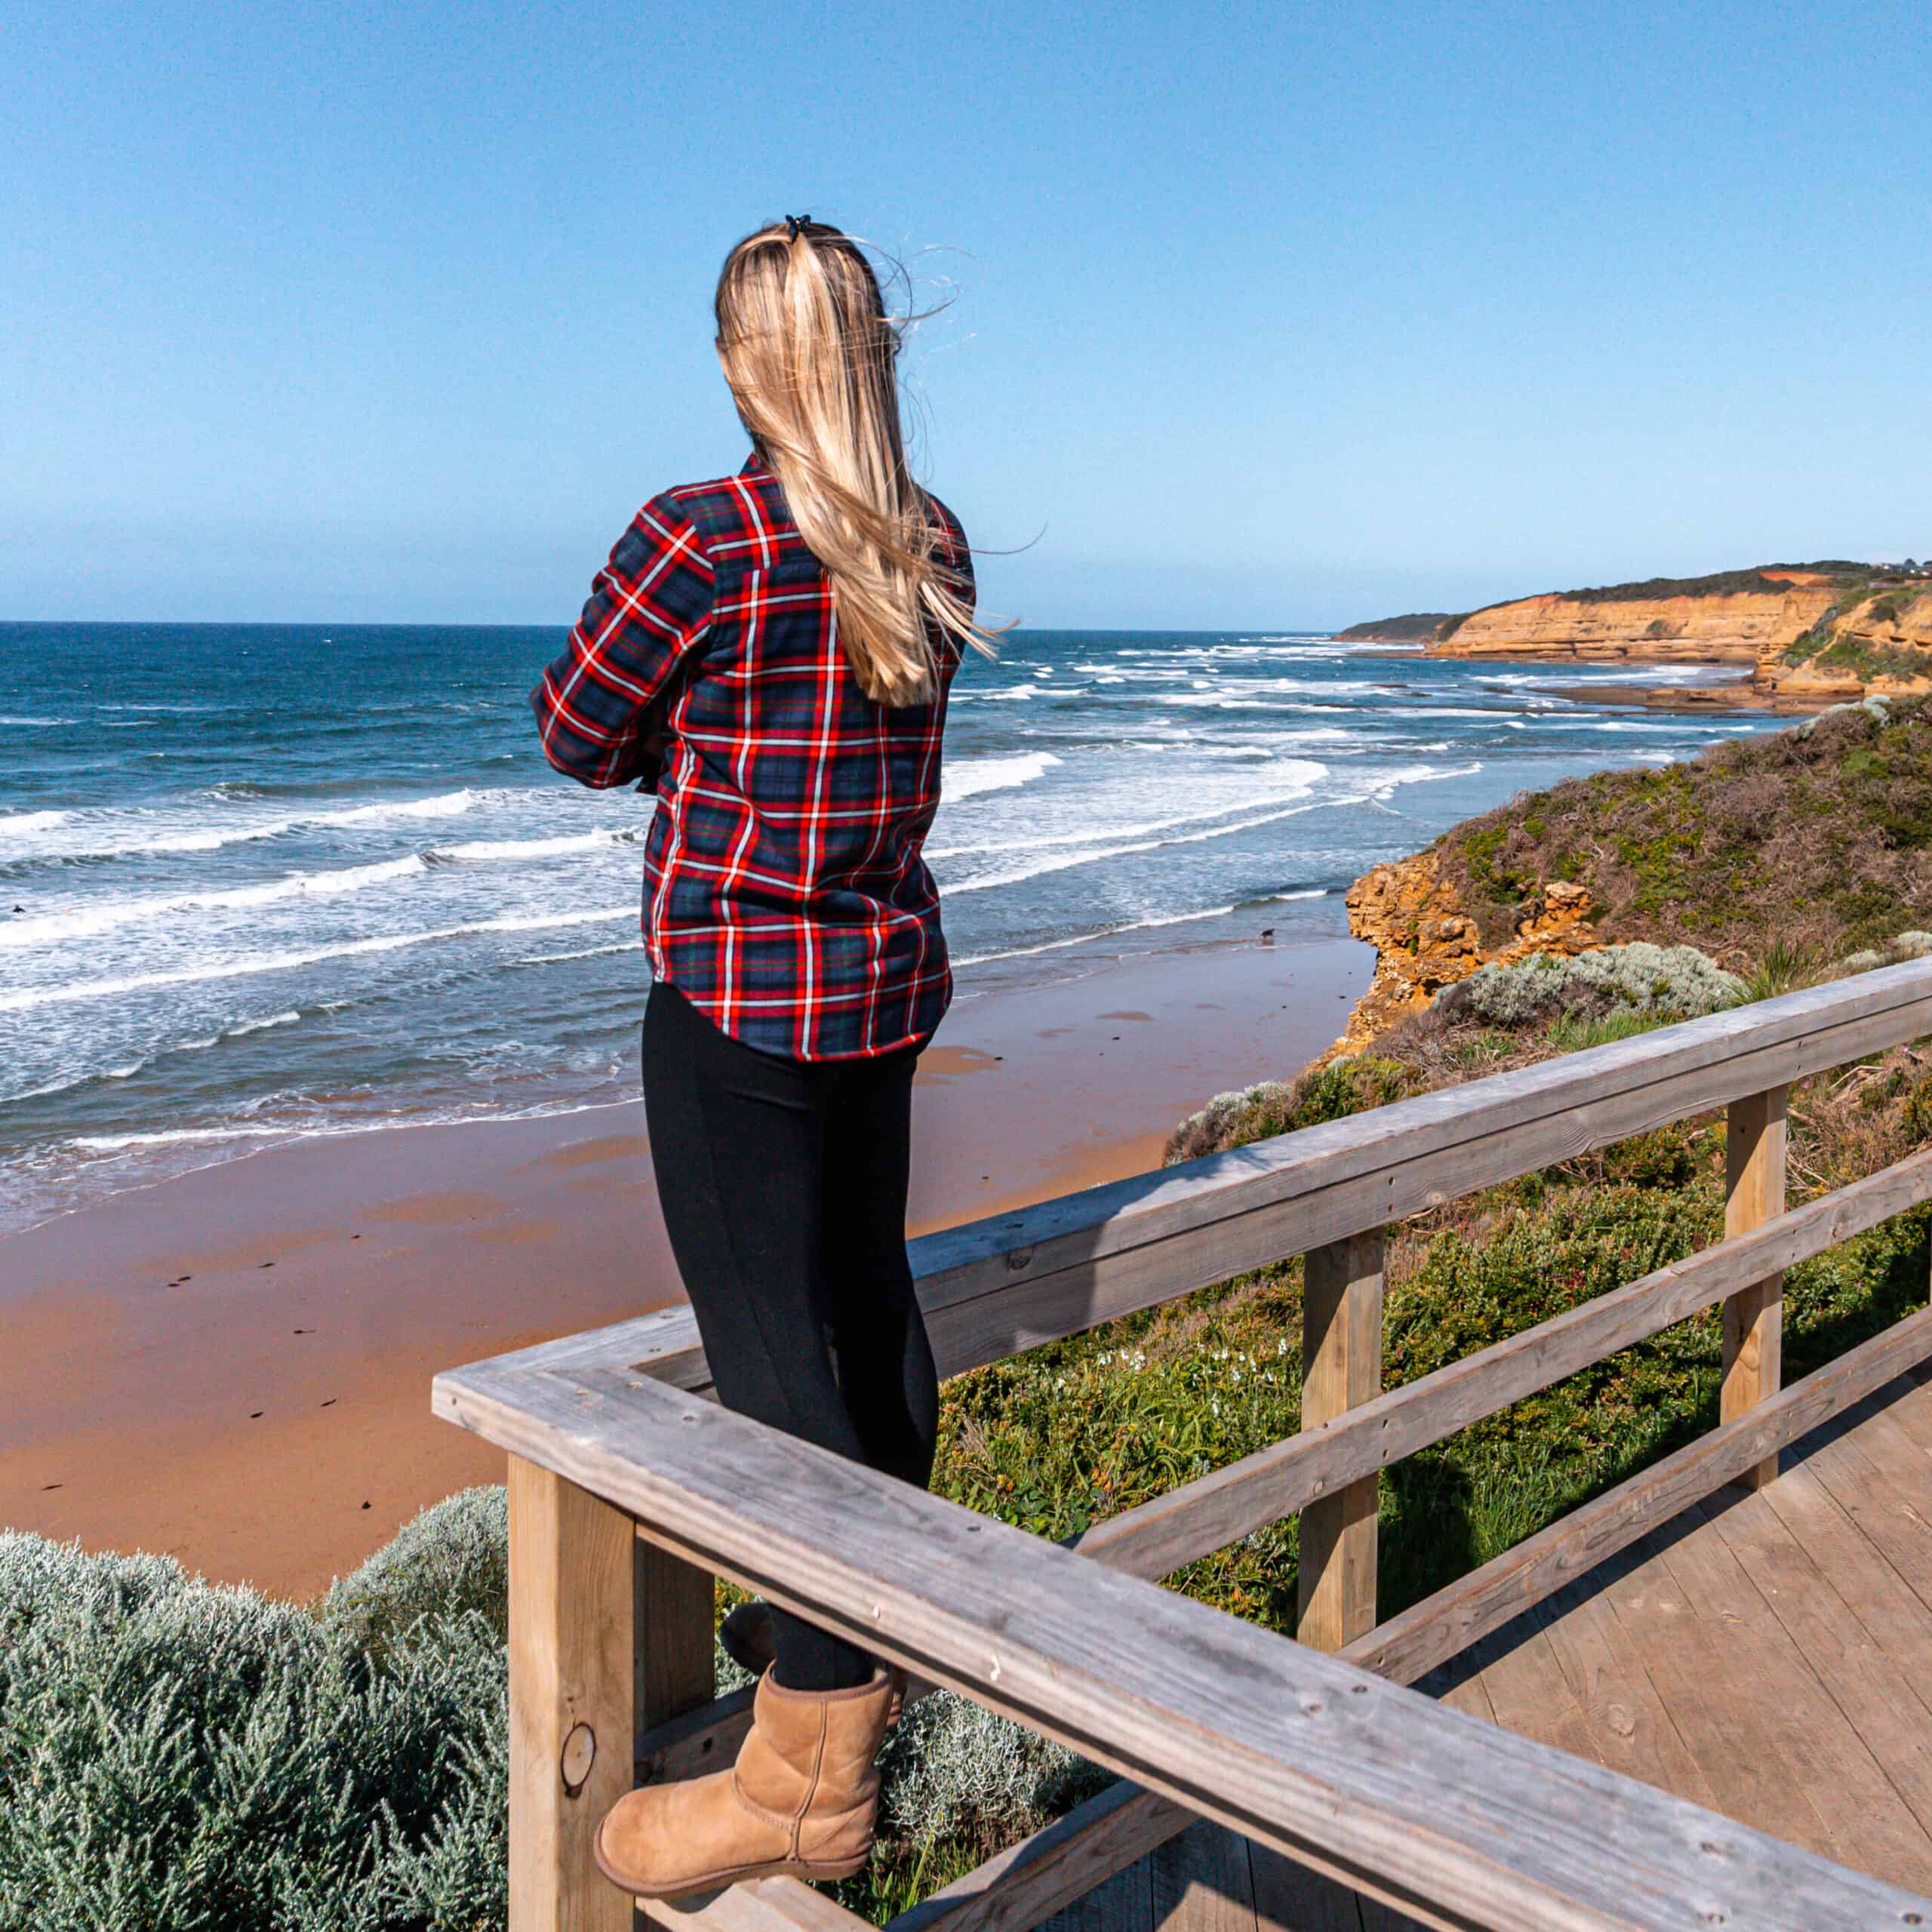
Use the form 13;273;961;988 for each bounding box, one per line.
0;930;1370;1600
1545;678;1843;715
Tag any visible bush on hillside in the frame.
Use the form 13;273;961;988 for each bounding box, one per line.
1437;943;1744;1029
322;1485;509;1654
1164;1055;1413;1164
0;1530;507;1931
0;1490;1100;1930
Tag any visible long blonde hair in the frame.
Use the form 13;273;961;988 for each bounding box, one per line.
714;219;999;706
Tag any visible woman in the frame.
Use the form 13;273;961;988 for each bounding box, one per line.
531;217;995;1900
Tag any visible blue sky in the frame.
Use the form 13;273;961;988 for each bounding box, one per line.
3;1;1928;629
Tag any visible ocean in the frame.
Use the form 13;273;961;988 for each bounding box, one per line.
0;623;1781;1232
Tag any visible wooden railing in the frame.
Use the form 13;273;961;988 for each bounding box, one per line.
434;956;1932;1932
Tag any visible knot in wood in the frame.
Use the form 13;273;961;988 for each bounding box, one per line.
560;1721;597;1797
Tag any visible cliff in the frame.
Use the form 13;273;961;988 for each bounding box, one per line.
1335;565;1932;696
1432;584;1835;663
1336;853;1596;1054
1332;611;1450;643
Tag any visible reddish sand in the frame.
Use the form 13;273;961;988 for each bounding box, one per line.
0;931;1369;1599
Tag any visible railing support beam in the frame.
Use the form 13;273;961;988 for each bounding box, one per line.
1723;1085;1788;1491
508;1454;639;1932
1297;1228;1385;1649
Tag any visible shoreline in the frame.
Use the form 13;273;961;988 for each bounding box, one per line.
0;925;1370;1599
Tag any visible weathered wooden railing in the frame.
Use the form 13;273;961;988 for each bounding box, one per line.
435;957;1932;1932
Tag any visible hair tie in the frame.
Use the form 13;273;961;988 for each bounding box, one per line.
784;214;812;241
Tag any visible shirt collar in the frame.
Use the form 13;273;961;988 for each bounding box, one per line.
740;449;770;478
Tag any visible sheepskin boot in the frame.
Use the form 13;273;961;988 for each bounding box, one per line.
719;1601;906;1724
595;1666;895;1899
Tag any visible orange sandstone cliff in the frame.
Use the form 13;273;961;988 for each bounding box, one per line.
1335;852;1597;1055
1432;585;1837;663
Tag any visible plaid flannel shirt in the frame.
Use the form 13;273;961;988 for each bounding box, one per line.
531;457;969;1060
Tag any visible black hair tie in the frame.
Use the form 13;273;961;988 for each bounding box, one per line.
784;214;812;240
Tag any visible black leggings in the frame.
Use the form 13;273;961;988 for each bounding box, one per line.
641;978;940;1691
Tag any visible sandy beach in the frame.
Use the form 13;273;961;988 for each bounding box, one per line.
0;928;1369;1600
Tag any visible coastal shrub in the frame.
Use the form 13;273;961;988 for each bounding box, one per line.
1162;1055;1412;1163
0;1531;507;1931
872;1693;1105;1857
1438;943;1743;1029
0;1487;1110;1930
1432;697;1932;963
322;1484;509;1654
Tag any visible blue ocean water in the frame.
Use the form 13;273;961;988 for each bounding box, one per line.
0;623;1782;1230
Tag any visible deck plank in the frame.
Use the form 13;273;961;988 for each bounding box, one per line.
1038;1852;1154;1932
1595;1524;1841;1857
1701;1485;1932;1875
1148;1823;1256;1932
1246;1846;1364;1932
1665;1491;1932;1886
1530;1562;1721;1815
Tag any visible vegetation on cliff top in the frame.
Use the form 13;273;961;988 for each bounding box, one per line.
1332;611;1449;641
1432;693;1932;961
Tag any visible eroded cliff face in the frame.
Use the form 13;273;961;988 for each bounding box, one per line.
1336;851;1596;1055
1433;586;1838;662
1758;589;1932;700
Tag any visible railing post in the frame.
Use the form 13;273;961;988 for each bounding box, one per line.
633;1533;715;1768
508;1455;714;1932
1722;1085;1788;1491
1297;1228;1385;1650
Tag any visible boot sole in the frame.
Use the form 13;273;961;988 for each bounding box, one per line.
593;1833;871;1900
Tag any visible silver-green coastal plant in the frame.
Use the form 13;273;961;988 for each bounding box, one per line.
1165;1081;1294;1157
2;1485;1103;1930
1838;931;1932;975
0;1513;508;1931
1443;943;1746;1029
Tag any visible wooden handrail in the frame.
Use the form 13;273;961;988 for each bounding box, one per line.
434;1355;1932;1930
1071;1146;1932;1583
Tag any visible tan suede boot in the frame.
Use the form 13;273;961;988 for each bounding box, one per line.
719;1603;906;1724
595;1667;894;1899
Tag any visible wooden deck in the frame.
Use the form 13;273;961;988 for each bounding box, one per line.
1054;1369;1932;1932
1432;1365;1932;1900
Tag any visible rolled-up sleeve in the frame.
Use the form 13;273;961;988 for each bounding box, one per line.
531;495;715;787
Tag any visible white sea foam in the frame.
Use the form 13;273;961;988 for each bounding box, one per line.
0;788;488;864
512;940;641;967
0;809;71;839
430;829;635;862
0;905;635;1012
0;855;428;947
942;752;1063;802
943;793;1338;895
929;761;1328;862
226;1009;303;1037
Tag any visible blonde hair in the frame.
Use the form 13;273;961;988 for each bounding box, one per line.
714;219;999;706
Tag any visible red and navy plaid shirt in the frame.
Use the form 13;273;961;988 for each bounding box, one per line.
532;456;970;1060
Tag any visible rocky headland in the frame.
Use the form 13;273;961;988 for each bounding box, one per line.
1346;562;1932;702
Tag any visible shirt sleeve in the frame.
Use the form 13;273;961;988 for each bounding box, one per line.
530;494;715;788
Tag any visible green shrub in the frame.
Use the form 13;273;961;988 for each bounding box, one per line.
323;1487;509;1655
0;1491;1103;1931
